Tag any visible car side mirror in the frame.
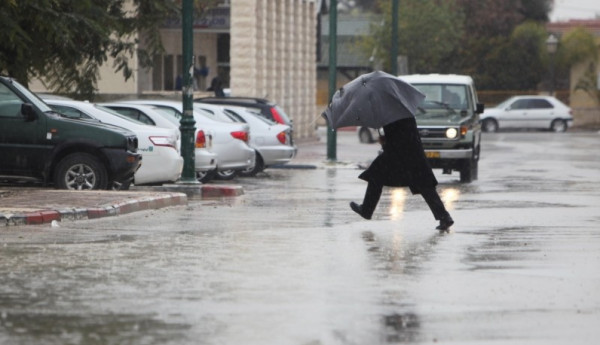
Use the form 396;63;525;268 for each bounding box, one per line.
476;103;485;114
21;103;37;121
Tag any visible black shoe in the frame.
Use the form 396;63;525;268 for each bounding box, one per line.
436;217;454;231
350;201;371;220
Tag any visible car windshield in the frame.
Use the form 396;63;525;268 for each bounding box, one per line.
153;107;181;126
94;105;147;125
411;84;470;118
9;79;52;112
495;97;517;109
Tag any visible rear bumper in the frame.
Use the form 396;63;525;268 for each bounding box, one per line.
258;145;297;166
134;148;183;185
195;149;218;172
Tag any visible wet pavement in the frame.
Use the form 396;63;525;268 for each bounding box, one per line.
1;129;599;344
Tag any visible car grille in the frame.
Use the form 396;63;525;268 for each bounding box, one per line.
418;126;456;140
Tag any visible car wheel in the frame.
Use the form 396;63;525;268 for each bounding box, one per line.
197;169;216;183
54;153;108;190
460;145;479;183
239;153;264;177
550;119;567;132
359;127;373;143
216;169;238;180
482;118;498;132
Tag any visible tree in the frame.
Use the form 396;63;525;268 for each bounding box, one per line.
361;0;464;74
561;28;600;104
0;0;180;99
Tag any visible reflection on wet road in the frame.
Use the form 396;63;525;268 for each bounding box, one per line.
1;131;599;344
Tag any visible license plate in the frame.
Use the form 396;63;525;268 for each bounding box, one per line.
425;151;440;158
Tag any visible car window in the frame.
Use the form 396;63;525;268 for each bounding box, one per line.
223;109;246;123
153;107;181;126
510;99;530;110
529;99;553;109
0;83;24;118
111;108;156;126
94;105;147;125
49;104;94;119
411;84;470;117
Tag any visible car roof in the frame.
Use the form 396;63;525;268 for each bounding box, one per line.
398;74;474;85
196;97;273;106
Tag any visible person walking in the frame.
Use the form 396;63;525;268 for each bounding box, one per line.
350;117;454;230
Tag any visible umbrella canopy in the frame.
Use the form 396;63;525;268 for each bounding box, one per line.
322;70;425;130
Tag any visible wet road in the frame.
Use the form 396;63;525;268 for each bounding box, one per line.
1;130;600;344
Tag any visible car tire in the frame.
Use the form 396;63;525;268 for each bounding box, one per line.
482;118;498;132
359;127;374;143
54;153;109;190
216;169;238;180
197;169;216;183
460;145;479;183
550;119;567;132
239;153;264;177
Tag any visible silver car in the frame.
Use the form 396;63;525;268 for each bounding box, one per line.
480;95;573;132
119;100;255;181
100;102;218;181
197;103;297;176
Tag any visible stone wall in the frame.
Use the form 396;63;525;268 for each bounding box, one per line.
230;0;318;139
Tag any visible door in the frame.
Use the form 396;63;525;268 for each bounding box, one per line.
0;81;48;177
502;98;530;129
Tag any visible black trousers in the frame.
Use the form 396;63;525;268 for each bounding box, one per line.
361;181;450;220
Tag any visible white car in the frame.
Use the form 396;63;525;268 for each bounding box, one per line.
119;100;255;181
99;102;218;181
44;100;183;186
201;104;297;176
357;126;381;144
480;95;573;132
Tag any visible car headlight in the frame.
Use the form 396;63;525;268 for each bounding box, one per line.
445;127;458;139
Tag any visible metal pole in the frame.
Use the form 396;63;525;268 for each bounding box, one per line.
391;0;399;75
327;0;337;161
179;0;199;183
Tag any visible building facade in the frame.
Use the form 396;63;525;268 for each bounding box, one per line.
30;0;320;139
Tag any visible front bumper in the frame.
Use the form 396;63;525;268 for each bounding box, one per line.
101;148;142;183
425;148;473;159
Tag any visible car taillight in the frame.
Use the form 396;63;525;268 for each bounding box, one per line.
231;130;249;143
149;136;176;149
270;107;284;124
196;130;206;148
276;131;287;145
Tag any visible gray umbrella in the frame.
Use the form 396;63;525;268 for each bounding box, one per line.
322;70;425;130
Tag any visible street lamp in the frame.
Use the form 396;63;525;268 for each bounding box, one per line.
546;34;558;97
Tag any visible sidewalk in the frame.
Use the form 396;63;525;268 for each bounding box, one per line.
0;128;366;227
0;131;330;227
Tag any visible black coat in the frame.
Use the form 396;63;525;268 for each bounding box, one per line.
358;118;437;195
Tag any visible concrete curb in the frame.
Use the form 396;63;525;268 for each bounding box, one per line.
1;192;188;227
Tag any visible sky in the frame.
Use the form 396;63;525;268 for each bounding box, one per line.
550;0;600;22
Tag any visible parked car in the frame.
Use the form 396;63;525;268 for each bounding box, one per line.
357;126;380;144
100;102;218;181
200;104;297;176
119;100;255;181
480;95;573;133
195;97;294;143
44;100;183;186
0;76;141;190
398;74;484;183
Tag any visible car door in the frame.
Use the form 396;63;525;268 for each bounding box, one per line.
0;81;49;176
502;98;530;129
526;99;554;129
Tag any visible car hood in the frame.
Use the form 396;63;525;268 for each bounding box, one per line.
47;112;136;137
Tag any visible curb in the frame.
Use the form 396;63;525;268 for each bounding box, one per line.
1;192;188;227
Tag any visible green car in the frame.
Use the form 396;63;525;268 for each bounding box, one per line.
398;74;485;183
0;76;142;190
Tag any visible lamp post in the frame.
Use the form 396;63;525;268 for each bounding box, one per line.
179;0;199;184
546;34;558;97
390;0;399;75
327;0;337;161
